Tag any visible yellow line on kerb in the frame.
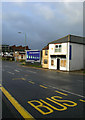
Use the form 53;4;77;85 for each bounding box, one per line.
55;90;68;96
1;86;35;120
40;85;47;89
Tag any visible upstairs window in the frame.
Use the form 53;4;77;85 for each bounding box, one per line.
55;45;58;48
59;45;61;48
45;50;48;55
55;44;62;52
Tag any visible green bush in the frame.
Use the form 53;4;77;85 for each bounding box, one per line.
2;57;6;60
2;57;14;61
20;59;25;62
83;70;85;73
21;62;26;65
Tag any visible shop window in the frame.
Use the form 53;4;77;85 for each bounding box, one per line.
61;60;63;67
45;50;48;56
44;59;48;64
51;60;54;66
60;60;66;67
64;60;66;67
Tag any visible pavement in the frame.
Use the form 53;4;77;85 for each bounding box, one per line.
19;63;85;76
1;61;85;119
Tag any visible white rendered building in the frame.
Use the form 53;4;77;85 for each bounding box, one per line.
49;34;85;71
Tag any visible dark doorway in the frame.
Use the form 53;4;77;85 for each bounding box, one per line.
57;59;60;70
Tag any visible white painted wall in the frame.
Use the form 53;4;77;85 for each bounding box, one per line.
83;45;85;69
66;42;70;71
49;43;68;70
49;42;84;71
70;43;84;70
49;43;67;55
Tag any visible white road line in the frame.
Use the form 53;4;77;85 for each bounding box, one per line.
7;71;15;75
5;65;11;68
17;68;22;71
14;69;20;72
47;85;85;98
77;80;83;82
27;70;36;74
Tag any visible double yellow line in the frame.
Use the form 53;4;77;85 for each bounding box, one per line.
0;85;35;120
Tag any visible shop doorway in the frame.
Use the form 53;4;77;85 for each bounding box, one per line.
57;59;60;70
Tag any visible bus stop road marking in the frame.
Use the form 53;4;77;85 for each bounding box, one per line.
40;85;47;89
79;99;85;102
0;86;35;120
47;85;85;98
28;81;35;84
55;90;68;96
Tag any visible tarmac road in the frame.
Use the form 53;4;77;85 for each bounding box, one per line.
1;61;85;119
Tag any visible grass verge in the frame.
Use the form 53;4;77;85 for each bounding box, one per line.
21;62;42;68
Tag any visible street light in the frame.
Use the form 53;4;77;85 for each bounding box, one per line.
18;32;27;51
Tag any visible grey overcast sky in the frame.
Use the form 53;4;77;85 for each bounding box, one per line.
2;1;83;50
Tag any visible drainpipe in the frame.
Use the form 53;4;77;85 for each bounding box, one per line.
67;35;70;71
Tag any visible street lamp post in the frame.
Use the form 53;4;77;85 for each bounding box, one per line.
25;32;26;50
18;32;27;51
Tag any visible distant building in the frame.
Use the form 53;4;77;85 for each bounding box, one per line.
12;45;30;61
2;45;30;53
9;45;29;52
1;45;30;60
42;45;49;69
2;45;10;53
14;51;26;61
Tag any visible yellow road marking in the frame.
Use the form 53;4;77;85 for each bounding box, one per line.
28;81;35;84
28;100;53;115
79;99;85;102
12;78;26;80
22;78;26;80
55;90;68;96
40;85;47;89
0;84;2;86
1;86;35;119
